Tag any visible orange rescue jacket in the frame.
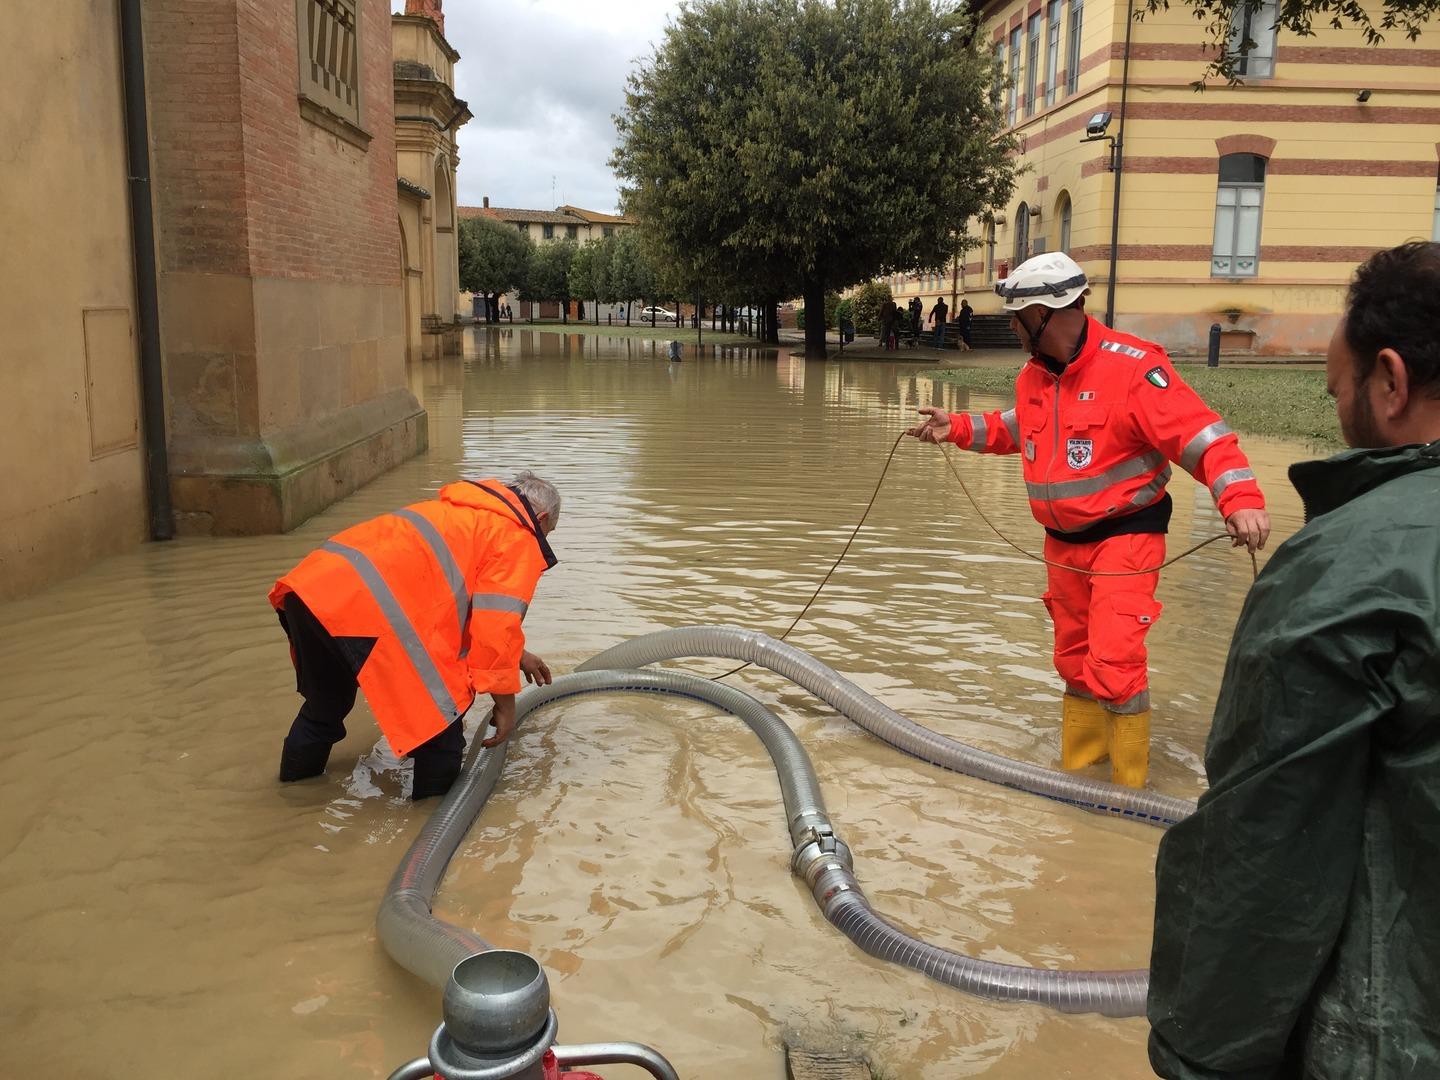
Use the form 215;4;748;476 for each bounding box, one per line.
947;317;1265;534
269;480;557;756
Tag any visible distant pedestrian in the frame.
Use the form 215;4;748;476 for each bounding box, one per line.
908;296;923;338
879;300;896;351
957;299;974;351
929;296;949;348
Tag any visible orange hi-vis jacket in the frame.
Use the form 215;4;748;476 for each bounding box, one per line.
946;317;1265;535
269;480;557;757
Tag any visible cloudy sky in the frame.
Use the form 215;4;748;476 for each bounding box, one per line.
393;0;678;214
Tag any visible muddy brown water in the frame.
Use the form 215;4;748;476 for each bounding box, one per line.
0;330;1320;1078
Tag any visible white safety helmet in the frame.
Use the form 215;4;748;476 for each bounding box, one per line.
995;252;1089;312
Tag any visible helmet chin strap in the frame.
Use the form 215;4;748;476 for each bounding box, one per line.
1027;307;1060;366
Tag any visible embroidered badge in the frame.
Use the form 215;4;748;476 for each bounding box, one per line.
1066;438;1093;470
1100;340;1148;359
1024;438;1036;461
1078;391;1096;401
1145;366;1170;389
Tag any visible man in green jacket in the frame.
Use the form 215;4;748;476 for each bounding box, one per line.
1148;240;1440;1078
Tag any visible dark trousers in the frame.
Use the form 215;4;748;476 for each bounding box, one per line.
279;593;463;777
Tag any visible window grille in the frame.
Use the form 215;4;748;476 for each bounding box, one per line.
297;0;360;126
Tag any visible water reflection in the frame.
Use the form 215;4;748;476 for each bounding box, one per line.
0;327;1313;1078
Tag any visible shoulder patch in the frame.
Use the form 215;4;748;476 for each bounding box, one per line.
1145;366;1170;389
1100;340;1148;359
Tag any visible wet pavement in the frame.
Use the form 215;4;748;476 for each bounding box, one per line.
0;328;1321;1077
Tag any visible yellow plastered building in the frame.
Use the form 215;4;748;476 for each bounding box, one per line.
885;0;1440;355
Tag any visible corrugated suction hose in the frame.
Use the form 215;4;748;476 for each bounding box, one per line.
379;664;1151;1017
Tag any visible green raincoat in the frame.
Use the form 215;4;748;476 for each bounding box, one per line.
1148;440;1440;1079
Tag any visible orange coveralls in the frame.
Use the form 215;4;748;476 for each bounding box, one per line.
269;479;556;757
945;317;1265;715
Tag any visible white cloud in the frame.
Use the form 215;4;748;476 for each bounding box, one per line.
394;0;678;213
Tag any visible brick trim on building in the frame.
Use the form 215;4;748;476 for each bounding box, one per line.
1068;244;1386;263
1215;134;1277;158
1083;155;1436;177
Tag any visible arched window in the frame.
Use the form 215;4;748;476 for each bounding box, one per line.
1212;153;1266;277
1056;193;1072;253
1013;202;1031;265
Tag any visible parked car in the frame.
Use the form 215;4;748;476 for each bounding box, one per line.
640;306;678;324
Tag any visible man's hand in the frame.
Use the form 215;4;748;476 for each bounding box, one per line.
1226;508;1271;553
906;407;952;444
483;693;516;748
520;650;552;686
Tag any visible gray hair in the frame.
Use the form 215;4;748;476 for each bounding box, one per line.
510;470;560;525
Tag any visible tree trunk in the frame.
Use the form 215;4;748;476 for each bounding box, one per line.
802;276;827;359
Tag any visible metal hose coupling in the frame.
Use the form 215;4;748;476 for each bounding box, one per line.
790;816;860;913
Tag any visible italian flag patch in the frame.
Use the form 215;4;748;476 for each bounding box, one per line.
1145;367;1170;389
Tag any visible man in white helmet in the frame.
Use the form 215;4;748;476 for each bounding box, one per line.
906;252;1270;788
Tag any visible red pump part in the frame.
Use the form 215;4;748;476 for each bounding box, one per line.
545;1048;605;1080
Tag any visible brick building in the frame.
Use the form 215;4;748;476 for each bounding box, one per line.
1;0;429;599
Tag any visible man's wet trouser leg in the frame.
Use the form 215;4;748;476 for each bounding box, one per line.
409;721;464;801
1044;533;1164;788
278;593;358;782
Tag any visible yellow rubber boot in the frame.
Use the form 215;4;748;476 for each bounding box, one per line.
1061;694;1110;769
1109;709;1151;789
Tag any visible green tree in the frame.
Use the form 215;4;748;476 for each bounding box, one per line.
521;239;578;322
851;281;893;335
610;229;658;325
1150;0;1437;83
612;0;1016;359
458;215;533;324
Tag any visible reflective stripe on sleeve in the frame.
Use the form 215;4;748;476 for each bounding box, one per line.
1026;450;1166;501
392;509;470;641
1179;421;1233;473
967;413;988;450
1000;408;1020;444
471;592;529;619
1210;467;1256;500
320;541;458;724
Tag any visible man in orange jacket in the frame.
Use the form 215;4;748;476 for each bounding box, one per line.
269;471;560;799
907;253;1270;788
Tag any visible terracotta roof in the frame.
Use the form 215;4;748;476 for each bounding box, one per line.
458;204;635;226
556;205;635;225
458;206;584;225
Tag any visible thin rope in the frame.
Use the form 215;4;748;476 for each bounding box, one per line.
714;432;1258;681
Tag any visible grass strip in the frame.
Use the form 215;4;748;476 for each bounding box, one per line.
931;364;1343;450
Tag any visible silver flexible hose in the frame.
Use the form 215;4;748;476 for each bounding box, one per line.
577;625;1195;827
379;667;1149;1018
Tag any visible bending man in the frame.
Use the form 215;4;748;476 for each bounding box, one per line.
270;471;559;799
907;253;1268;788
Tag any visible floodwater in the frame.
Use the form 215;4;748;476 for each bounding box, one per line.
0;329;1320;1079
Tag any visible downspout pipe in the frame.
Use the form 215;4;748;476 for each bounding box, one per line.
1103;0;1136;329
118;0;174;541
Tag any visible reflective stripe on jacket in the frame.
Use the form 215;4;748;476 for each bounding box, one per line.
946;317;1265;533
268;479;556;756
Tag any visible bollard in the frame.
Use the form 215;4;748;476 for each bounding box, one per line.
1207;323;1221;367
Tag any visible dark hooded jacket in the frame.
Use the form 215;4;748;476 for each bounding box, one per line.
1149;439;1440;1079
